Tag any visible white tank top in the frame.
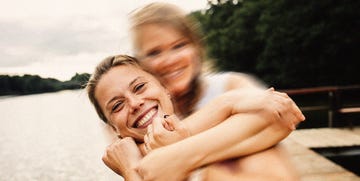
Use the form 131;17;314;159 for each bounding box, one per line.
195;72;230;110
189;72;230;181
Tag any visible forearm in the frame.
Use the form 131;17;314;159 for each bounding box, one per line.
182;94;233;135
170;113;282;170
205;119;291;160
181;88;289;135
136;113;293;180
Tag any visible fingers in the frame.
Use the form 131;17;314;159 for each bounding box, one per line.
102;137;142;175
144;116;169;151
163;114;180;131
143;132;152;154
275;91;305;122
162;115;172;131
267;87;275;92
271;91;305;129
152;116;166;133
271;96;295;130
165;114;191;138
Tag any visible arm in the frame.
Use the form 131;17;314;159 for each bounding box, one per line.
146;88;304;149
183;88;303;134
137;95;304;181
137;113;285;181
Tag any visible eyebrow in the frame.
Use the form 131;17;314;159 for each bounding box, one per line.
105;76;142;110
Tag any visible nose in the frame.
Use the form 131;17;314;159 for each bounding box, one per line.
128;95;144;113
154;51;180;72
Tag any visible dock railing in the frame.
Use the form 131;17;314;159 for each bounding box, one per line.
281;85;360;128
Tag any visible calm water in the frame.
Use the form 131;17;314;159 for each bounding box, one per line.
0;90;121;180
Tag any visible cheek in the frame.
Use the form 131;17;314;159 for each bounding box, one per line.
109;114;127;134
140;61;158;75
189;49;201;67
161;95;175;114
181;48;201;73
175;49;193;65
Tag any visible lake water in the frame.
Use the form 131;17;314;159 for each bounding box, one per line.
0;90;121;180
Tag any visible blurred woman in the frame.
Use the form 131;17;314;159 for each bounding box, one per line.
130;2;265;117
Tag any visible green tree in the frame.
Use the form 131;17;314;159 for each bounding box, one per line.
256;0;360;88
192;0;360;88
65;73;91;89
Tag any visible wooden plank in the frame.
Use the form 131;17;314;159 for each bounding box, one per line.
339;107;360;113
351;127;360;136
301;172;360;181
282;85;360;95
288;128;360;148
301;105;329;112
282;138;360;181
282;86;338;95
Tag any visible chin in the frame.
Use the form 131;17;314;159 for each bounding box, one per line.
167;76;192;96
171;86;190;97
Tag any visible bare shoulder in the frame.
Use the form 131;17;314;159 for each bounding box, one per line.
225;72;266;91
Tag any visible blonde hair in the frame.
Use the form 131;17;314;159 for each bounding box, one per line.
86;55;140;123
130;2;205;61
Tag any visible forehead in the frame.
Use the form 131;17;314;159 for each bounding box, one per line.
135;24;187;48
100;65;148;87
95;65;153;103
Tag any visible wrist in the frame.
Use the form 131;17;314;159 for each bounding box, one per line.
123;169;141;181
167;135;209;171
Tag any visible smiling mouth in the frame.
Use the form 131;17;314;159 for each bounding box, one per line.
133;107;158;129
162;67;185;80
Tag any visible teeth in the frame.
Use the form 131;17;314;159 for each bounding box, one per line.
164;68;183;79
136;109;156;128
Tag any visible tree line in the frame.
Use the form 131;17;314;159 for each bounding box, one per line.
0;73;90;96
191;0;359;88
2;0;359;95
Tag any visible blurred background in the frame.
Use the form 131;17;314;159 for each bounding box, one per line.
0;0;359;180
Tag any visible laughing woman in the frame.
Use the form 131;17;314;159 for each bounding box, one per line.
87;55;304;180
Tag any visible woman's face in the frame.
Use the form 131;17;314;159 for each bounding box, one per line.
95;65;174;142
134;24;201;97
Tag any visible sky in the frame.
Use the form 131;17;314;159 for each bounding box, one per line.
0;0;208;81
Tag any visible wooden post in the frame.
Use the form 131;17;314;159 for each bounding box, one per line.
328;91;334;127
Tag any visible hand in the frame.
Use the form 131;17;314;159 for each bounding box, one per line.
102;137;142;180
136;145;191;181
144;114;190;153
269;88;305;129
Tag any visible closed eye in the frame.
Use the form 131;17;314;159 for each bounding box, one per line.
112;100;124;113
134;82;147;93
173;41;188;49
146;49;161;57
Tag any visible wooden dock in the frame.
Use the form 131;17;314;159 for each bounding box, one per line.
283;127;360;181
288;128;360;148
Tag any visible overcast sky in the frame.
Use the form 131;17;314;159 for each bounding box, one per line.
0;0;208;81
